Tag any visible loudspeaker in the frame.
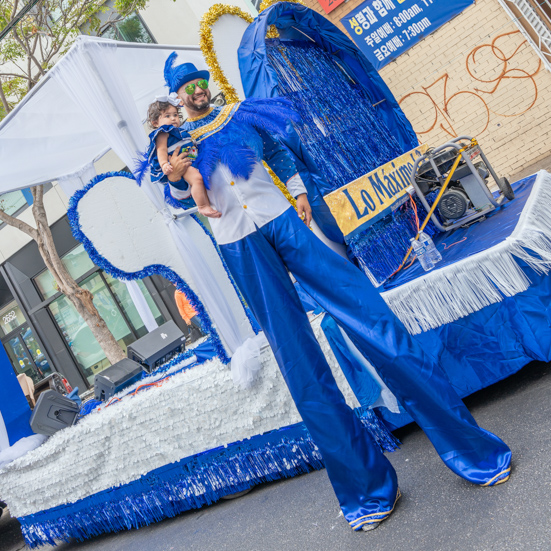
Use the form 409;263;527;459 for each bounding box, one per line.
127;320;186;373
94;358;145;401
30;390;80;435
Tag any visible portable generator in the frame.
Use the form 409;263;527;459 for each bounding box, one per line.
410;136;514;232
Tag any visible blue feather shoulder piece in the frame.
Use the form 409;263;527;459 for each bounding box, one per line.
194;97;300;186
231;97;300;137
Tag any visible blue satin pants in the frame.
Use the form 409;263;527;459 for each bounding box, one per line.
220;207;511;529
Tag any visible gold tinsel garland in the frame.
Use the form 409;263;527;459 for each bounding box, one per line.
263;163;297;207
199;3;300;209
199;5;253;104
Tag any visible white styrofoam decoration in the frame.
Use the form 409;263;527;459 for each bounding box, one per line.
0;317;360;517
76;175;253;349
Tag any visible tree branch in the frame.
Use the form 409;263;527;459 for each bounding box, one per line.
10;0;20;20
11;27;46;78
0;84;11;115
0;206;38;240
0;72;32;81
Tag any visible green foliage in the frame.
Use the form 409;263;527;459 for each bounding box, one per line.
0;0;150;118
1;77;26;108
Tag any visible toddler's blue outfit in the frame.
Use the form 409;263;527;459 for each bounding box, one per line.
145;125;197;203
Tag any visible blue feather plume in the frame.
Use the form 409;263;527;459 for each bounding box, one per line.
194;98;300;184
234;97;300;137
164;52;178;93
133;150;150;186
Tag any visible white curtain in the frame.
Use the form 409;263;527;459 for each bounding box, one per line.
50;38;246;355
56;163;97;198
125;280;158;332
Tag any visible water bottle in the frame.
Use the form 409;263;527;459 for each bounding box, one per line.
410;237;434;271
419;231;442;265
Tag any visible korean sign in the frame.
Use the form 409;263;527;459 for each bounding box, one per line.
341;0;474;70
317;0;346;14
323;144;428;237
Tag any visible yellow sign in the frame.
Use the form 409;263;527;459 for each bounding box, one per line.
324;144;428;237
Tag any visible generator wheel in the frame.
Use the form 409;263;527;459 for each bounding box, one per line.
498;177;515;200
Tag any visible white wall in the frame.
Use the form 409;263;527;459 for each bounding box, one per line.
0;185;69;263
140;0;256;46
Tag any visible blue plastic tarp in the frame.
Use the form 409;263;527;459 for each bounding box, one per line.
0;346;33;447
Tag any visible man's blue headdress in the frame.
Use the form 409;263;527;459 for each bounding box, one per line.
164;52;210;94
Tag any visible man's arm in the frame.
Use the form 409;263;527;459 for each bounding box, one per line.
167;146;192;181
261;130;311;226
295;194;312;227
166;147;193;200
261;130;306;195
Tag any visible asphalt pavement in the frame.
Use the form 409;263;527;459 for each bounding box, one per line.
1;360;550;551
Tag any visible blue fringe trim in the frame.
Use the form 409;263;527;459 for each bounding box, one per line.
266;39;404;193
18;423;324;548
347;195;441;285
357;407;401;453
66;171;230;364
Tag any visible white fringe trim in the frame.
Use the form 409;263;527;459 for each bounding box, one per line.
381;170;551;334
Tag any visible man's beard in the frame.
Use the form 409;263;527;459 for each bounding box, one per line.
186;94;211;112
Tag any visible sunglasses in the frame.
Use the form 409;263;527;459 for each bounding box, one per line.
184;79;209;95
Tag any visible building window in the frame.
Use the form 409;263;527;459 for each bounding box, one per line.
499;0;551;71
101;12;155;43
49;273;135;384
0;190;28;227
35;244;95;299
35;244;165;384
0;300;27;336
103;273;164;339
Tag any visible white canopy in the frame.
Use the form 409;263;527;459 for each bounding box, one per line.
0;36;206;193
0;35;256;363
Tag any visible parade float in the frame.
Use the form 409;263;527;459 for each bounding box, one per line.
1;1;551;547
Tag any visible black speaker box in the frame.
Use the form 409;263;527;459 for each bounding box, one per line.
30;390;80;435
126;320;186;372
94;358;145;401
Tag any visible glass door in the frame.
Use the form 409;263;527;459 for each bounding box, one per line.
2;326;52;384
0;300;52;384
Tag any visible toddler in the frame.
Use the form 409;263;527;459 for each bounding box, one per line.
145;94;220;218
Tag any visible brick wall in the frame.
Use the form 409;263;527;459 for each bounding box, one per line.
298;0;551;180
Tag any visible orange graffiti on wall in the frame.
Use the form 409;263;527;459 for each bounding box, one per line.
399;31;541;138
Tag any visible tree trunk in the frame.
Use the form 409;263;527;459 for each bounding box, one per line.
38;238;127;366
0;185;126;368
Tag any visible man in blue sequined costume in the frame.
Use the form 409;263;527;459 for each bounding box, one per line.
164;55;512;531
